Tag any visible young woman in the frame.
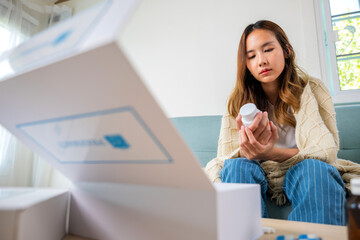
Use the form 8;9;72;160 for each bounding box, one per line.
205;20;359;225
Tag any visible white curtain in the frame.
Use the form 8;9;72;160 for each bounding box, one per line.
0;0;72;188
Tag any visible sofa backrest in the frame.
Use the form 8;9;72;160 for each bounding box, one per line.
171;103;360;167
335;104;360;162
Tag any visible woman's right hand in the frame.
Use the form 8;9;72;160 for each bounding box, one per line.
236;111;271;145
239;121;279;160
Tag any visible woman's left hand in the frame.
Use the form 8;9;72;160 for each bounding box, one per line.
239;121;279;160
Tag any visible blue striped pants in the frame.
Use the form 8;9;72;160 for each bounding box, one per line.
220;158;346;225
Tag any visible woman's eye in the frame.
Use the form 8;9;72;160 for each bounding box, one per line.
264;48;274;53
248;55;255;59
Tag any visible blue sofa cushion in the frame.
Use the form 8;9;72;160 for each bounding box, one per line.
335;104;360;162
171;116;222;167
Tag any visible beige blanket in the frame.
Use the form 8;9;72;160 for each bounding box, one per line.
205;78;360;205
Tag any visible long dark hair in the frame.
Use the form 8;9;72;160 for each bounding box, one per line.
227;20;308;127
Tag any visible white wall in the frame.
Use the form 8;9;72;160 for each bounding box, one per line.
119;0;322;117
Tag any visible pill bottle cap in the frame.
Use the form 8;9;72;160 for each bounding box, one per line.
240;103;258;117
351;178;360;195
240;103;260;127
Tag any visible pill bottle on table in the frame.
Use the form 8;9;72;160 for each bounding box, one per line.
347;177;360;240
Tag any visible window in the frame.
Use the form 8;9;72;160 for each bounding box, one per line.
0;26;11;53
0;26;15;79
0;1;73;80
315;0;360;103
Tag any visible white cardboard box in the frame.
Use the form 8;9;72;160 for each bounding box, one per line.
68;182;261;240
0;188;69;240
0;1;263;239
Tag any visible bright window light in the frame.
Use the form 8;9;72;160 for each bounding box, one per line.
0;26;15;80
0;59;14;80
0;26;11;54
329;0;359;15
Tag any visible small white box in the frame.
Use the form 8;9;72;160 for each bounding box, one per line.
69;182;261;240
0;188;69;240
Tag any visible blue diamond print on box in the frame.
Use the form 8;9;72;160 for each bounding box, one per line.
104;134;130;149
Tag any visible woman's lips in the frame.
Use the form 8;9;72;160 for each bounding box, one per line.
260;69;271;75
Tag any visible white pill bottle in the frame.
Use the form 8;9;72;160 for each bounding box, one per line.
239;103;260;127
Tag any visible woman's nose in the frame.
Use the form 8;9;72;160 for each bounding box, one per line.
258;54;268;67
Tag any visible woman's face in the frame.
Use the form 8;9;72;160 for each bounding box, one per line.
245;29;286;86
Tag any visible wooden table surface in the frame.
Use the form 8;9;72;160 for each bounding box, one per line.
63;218;348;240
259;218;347;240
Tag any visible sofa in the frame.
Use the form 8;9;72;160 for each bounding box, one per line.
171;103;360;220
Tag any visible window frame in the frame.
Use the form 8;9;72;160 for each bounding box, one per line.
314;0;360;104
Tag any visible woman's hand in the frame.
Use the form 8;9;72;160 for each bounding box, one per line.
239;121;279;160
236;111;271;145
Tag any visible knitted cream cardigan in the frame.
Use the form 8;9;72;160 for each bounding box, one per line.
205;78;360;205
